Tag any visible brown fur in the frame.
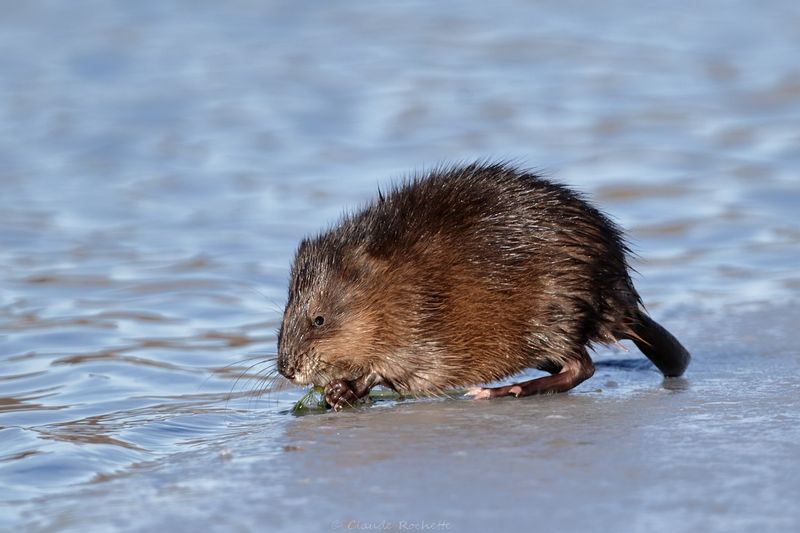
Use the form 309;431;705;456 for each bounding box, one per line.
277;163;690;400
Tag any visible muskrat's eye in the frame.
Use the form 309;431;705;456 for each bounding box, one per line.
313;315;325;327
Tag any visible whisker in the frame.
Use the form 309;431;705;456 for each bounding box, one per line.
199;352;278;391
247;368;282;409
248;286;284;315
226;358;278;409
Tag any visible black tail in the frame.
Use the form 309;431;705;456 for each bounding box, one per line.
627;311;690;377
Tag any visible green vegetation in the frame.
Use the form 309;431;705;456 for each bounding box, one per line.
290;385;468;414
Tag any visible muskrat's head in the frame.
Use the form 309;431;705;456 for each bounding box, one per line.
277;235;382;387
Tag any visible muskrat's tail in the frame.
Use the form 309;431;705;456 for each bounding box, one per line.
625;311;691;377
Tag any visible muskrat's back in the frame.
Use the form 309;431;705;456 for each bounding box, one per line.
277;163;690;409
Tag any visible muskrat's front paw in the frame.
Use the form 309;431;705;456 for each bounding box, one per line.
324;379;358;411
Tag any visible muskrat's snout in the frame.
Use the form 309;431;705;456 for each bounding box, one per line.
276;354;296;380
276;321;298;381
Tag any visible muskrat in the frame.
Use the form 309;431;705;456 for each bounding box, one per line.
277;163;690;410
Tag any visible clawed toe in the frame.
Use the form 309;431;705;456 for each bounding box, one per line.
465;387;491;400
324;379;359;411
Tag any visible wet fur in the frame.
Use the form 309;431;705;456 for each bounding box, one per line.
277;163;690;397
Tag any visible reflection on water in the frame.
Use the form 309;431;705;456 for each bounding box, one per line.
1;1;799;531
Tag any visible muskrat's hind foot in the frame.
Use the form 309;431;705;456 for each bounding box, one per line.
466;356;595;399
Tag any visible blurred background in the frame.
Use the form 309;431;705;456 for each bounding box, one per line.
1;1;798;532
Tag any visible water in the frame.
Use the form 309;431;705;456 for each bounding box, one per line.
1;1;799;531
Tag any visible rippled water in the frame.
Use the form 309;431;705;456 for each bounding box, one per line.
1;1;799;532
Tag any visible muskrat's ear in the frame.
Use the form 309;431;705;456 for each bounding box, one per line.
295;237;311;257
341;245;387;283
